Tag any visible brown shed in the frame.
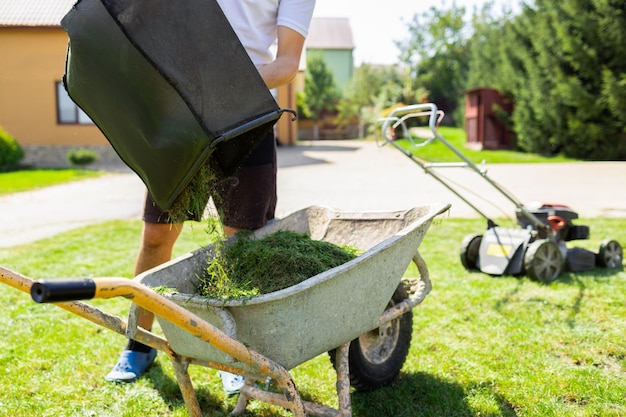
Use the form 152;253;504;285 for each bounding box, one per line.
464;87;513;150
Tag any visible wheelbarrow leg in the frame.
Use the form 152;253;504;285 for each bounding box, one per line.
335;342;352;416
231;377;310;416
170;356;202;417
336;343;352;417
231;378;254;415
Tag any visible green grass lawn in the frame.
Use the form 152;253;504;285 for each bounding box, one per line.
0;216;623;416
0;168;101;195
393;126;576;164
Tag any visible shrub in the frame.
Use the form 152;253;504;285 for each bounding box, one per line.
0;126;24;171
67;148;99;167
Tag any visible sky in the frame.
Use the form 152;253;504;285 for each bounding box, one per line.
312;0;520;65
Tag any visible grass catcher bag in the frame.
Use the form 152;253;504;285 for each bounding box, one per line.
61;0;287;210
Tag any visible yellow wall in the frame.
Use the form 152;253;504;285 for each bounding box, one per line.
0;27;106;146
275;70;306;145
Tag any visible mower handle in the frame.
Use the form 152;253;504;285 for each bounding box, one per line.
31;279;96;303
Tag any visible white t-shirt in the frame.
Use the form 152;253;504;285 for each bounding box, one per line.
216;0;316;66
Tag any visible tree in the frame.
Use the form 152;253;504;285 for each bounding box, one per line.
397;2;471;125
465;2;520;145
508;0;626;159
298;55;340;140
465;0;626;159
335;64;418;137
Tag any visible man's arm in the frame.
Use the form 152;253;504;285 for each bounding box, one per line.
257;25;306;89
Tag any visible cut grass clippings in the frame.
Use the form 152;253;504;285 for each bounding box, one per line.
0;216;624;416
198;230;359;300
164;161;221;224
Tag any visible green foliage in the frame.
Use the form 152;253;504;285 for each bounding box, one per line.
391;0;626;159
0;126;24;171
336;64;419;131
465;0;626;160
397;4;471;125
66;148;99;167
300;54;340;121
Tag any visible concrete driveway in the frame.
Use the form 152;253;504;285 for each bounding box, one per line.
1;140;625;248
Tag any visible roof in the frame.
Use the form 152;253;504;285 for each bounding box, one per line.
306;17;354;50
0;2;357;54
0;0;75;27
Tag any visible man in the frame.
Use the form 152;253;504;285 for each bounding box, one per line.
105;0;316;389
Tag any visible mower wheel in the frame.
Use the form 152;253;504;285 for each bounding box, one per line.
596;240;623;268
524;239;564;282
460;233;482;271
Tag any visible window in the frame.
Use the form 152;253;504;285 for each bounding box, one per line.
56;81;93;125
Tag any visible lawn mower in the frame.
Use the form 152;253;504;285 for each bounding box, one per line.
378;103;623;282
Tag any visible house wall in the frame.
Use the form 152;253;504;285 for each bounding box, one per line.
0;27;106;146
274;70;305;145
308;48;354;92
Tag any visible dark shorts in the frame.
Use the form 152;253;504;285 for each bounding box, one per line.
143;131;277;230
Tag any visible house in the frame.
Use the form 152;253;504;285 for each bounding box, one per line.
299;17;356;139
0;0;102;166
305;17;355;91
0;0;348;166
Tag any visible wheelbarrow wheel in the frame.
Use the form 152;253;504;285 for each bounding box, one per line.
460;233;482;271
524;239;564;282
596;239;623;268
328;283;413;392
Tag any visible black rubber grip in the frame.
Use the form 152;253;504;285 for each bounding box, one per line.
31;279;97;303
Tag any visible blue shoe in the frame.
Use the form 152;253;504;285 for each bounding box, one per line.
105;349;157;383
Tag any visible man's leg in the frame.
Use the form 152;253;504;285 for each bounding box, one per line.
105;222;182;382
134;222;183;329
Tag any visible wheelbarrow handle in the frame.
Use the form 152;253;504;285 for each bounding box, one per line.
31;279;96;303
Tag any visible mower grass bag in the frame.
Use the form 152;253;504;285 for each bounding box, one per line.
61;0;283;210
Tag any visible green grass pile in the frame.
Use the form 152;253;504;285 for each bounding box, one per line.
198;230;359;300
165;161;220;223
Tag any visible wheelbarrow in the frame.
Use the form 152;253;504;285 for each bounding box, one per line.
378;103;623;282
0;203;449;416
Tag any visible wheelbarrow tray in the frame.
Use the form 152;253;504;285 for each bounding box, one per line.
137;203;448;372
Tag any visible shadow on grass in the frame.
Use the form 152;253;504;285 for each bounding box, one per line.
351;371;518;417
143;361;521;416
494;266;623;328
145;361;232;416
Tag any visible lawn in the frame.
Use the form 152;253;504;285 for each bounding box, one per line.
392;126;576;164
0;168;101;195
0;216;623;416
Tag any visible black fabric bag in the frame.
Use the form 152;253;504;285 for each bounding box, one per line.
62;0;286;210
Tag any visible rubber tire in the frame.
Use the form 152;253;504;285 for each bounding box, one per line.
460;233;482;271
328;283;413;392
596;239;623;268
524;239;564;282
